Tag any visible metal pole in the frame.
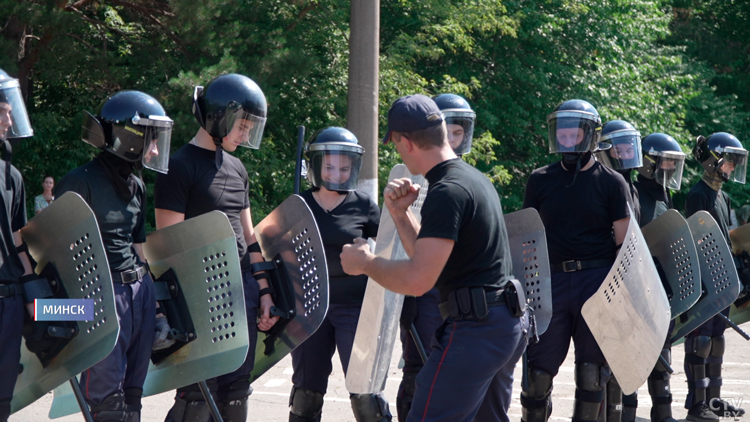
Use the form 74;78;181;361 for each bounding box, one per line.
69;377;94;422
347;0;380;203
198;380;224;422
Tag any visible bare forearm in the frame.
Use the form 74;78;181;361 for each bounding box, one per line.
390;209;420;258
363;255;432;296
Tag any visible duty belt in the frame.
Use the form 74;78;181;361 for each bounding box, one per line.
552;258;614;274
438;286;506;321
0;283;21;298
112;265;147;284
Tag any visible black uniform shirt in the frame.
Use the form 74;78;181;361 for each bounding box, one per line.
523;160;631;264
154;143;252;267
0;161;27;283
56;159;146;272
418;159;512;301
635;175;672;227
300;189;379;304
685;179;732;248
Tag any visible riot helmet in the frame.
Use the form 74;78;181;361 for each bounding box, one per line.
305;127;364;192
547;99;602;154
192;73;267;149
82;90;173;174
594;120;642;170
693;132;747;184
433;94;475;155
638;133;685;190
0;69;33;139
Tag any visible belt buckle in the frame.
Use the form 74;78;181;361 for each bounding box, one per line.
562;260;582;273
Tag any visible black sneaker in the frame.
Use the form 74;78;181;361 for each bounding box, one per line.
710;398;746;418
687;403;721;422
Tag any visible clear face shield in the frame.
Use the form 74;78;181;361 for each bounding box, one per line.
224;109;266;149
547;111;599;154
306;143;364;192
443;110;476;155
135;115;173;174
648;150;686;190
0;78;33;139
719;147;748;184
595;130;642;170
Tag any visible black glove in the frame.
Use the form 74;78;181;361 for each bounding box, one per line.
23;320;77;365
400;296;418;328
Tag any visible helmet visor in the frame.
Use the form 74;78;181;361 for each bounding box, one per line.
138;115;173;174
225;108;266;149
599;130;642;170
547;111;599;154
720;147;748;184
0;79;33;139
443;110;475;155
652;151;685;190
306;144;364;191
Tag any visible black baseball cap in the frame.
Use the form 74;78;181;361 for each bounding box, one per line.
382;94;444;144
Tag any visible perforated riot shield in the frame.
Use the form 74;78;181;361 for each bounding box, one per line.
670;211;741;343
12;192;118;414
49;211;250;418
641;210;701;318
504;208;552;336
346;164;427;394
581;213;671;395
249;194;329;382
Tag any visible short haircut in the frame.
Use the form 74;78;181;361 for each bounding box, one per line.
396;122;447;150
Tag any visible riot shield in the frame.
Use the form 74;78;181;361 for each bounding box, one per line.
49;211;251;418
504;208;552;336
641;210;701;318
581;213;671;395
249;194;330;382
670;211;741;343
12;192;118;414
346;164;427;395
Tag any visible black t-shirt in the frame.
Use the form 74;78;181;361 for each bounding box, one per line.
154;143;252;265
300;189;379;304
0;161;27;283
55;159;146;272
418;159;512;301
523;160;631;264
685;179;732;248
635;175;672;227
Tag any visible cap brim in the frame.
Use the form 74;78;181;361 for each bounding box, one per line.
382;130;392;145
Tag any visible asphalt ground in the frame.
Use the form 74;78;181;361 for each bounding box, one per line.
10;320;750;422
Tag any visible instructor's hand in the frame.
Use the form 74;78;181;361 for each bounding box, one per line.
384;178;420;214
340;237;372;276
258;295;280;332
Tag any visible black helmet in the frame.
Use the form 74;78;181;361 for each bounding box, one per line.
546;99;602;154
0;68;33;139
694;132;747;184
192;73;267;149
82;90;173;174
638;133;685;190
305;127;364;192
594;120;642;170
433;93;475;155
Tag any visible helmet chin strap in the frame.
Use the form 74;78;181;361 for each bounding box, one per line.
213;138;224;169
561;151;591;187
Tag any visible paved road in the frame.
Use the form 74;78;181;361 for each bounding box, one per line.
10;321;750;421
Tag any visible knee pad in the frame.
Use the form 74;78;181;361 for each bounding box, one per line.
605;378;623;422
521;369;554;422
687;335;712;359
573;363;608;422
653;347;672;373
621;392;637;422
710;335;725;358
164;389;212;422
350;393;392;422
219;381;252;422
289;387;324;421
396;372;418;422
91;393;128;422
123;388;142;422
